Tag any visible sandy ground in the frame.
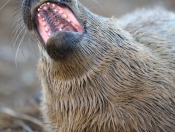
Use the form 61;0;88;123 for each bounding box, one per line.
0;0;175;131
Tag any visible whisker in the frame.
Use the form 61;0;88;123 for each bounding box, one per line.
10;16;23;30
92;0;105;12
4;4;22;37
26;37;38;69
12;24;25;53
9;11;21;20
15;29;27;68
9;11;22;27
12;19;24;37
12;22;24;46
27;32;40;58
0;0;11;11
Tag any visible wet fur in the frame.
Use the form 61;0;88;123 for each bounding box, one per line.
22;0;175;131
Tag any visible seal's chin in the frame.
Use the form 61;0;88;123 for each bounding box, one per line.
35;2;84;46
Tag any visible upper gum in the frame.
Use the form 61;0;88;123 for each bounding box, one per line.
38;3;65;14
38;5;69;21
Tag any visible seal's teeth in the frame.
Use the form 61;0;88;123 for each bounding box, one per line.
72;23;75;26
38;8;40;12
59;10;63;14
52;4;55;7
38;14;41;17
63;14;67;18
67;19;70;22
45;28;48;32
40;3;46;9
42;18;45;21
59;28;62;31
43;6;48;11
43;22;46;26
47;2;50;5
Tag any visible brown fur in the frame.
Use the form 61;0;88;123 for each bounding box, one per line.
22;0;175;131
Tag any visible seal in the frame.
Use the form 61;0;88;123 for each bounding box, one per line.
21;0;175;131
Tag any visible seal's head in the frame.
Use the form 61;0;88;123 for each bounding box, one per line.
22;0;85;60
21;0;126;79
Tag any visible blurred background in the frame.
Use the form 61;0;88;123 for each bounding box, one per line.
0;0;175;131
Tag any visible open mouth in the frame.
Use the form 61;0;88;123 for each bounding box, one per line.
35;2;84;45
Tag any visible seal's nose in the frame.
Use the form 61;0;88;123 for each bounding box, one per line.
22;0;38;30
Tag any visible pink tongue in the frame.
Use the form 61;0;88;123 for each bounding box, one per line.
37;3;83;44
